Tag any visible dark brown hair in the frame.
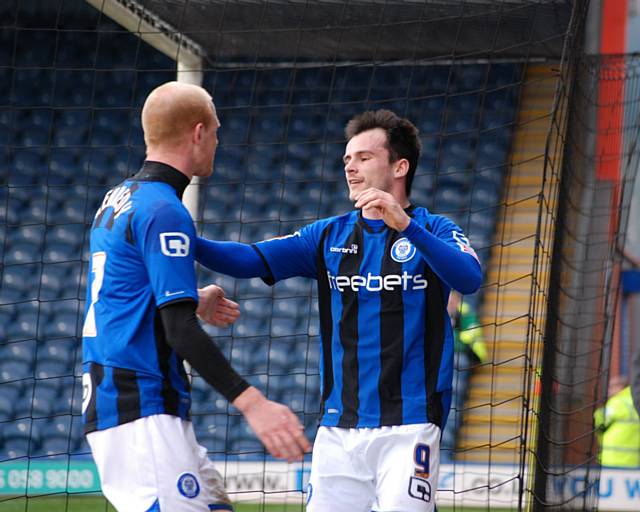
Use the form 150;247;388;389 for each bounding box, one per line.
345;109;421;196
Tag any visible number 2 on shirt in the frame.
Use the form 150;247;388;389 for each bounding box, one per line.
82;251;106;337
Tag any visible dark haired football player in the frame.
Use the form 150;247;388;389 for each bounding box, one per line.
81;81;309;512
196;109;482;511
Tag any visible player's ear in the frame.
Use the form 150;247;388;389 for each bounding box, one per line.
193;122;205;144
394;158;409;178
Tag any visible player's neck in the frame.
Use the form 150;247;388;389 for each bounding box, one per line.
145;150;194;182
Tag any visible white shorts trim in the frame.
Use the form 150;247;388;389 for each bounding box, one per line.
87;415;231;512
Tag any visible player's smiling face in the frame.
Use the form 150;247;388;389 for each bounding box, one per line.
343;128;395;201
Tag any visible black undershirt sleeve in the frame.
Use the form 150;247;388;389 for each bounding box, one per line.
159;299;249;403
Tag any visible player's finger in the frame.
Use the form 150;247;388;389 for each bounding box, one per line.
214;309;240;323
218;303;241;316
275;431;303;462
264;434;285;460
221;298;239;308
284;414;311;452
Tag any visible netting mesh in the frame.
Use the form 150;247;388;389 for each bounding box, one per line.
531;52;640;510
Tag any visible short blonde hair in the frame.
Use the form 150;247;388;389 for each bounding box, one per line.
141;81;215;148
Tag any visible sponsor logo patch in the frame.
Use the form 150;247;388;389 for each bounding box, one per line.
452;231;479;262
177;472;200;499
160;232;190;257
390;237;416;263
408;476;432;502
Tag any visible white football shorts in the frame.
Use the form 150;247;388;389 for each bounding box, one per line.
86;414;232;512
306;423;440;512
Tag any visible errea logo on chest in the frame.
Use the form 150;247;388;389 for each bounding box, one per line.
330;244;359;254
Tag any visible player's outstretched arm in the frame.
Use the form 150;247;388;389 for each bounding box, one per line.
196;284;240;327
232;387;311;462
196;237;268;278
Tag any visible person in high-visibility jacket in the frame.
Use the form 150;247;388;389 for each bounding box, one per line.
594;377;640;468
448;292;489;365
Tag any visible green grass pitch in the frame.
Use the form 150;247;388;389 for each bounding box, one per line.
0;496;485;511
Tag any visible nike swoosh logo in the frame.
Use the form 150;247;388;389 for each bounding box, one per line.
165;290;185;297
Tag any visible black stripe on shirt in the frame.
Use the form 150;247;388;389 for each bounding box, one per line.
153;308;181;416
113;367;142;425
379;229;405;426
316;225;334;417
83;362;104;434
337;222;364;427
422;223;446;428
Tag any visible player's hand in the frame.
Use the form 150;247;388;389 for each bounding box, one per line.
233;387;311;462
196;285;240;327
354;188;411;232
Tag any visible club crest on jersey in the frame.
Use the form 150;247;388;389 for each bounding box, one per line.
177;472;200;499
391;238;416;263
160;232;190;257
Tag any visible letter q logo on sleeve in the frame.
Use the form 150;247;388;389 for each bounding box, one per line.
159;232;190;257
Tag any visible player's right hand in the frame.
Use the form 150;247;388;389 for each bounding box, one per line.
232;386;311;462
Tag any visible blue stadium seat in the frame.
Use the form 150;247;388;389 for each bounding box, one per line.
1;419;38;459
48;148;79;185
39;263;77;301
8;379;36;420
487;63;522;88
0;394;13;422
470;182;501;209
249;109;287;144
31;380;61;418
53;125;89;148
434;187;466;214
39;312;80;341
36;417;72;457
232;306;270;338
53;69;94;107
192;413;231;453
233;339;268;375
85;149;113;185
7;310;39;341
1;264;39;302
228;421;263;456
220;110;250;144
287;106;326;143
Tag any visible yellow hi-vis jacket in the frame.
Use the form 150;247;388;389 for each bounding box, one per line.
594;386;640;468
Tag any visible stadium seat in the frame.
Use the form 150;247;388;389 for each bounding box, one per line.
35;417;72;457
53;69;94;107
192;413;231;453
70;415;90;455
1;418;39;459
1;264;39;302
0;394;14;422
39;312;80;341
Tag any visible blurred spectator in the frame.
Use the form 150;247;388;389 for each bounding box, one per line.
448;291;489;367
445;292;489;454
594;376;640;468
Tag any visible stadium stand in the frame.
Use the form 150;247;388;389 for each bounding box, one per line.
0;0;520;463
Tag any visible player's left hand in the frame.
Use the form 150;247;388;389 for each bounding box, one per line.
196;285;240;327
354;188;411;232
